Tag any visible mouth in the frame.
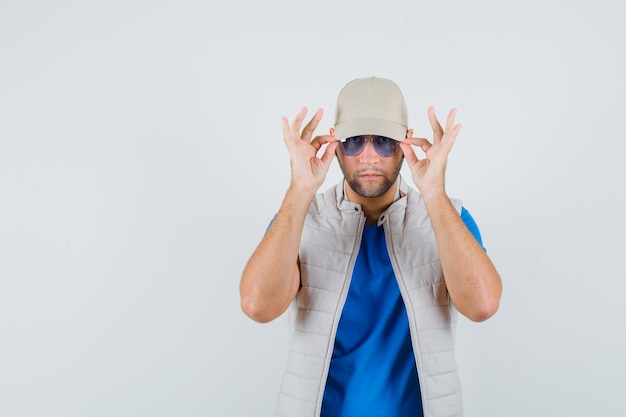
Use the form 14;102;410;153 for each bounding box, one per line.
358;171;383;180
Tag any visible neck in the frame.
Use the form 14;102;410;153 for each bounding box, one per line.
345;178;399;226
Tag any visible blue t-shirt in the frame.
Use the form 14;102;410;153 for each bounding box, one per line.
320;208;483;417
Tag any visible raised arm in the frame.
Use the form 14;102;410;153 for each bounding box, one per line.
240;108;338;323
400;107;502;322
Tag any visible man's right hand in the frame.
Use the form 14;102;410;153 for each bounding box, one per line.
240;108;337;323
282;107;338;194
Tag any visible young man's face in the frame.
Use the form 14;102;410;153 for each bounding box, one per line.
331;128;412;199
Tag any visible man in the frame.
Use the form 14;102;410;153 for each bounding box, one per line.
240;77;502;417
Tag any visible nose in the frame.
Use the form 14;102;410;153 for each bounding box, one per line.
358;138;379;162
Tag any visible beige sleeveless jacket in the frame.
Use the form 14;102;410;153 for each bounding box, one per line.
277;178;464;417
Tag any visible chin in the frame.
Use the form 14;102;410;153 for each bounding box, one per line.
349;178;393;199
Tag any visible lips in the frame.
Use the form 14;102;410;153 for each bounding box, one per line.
358;172;383;180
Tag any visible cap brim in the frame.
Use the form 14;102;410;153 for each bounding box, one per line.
334;118;406;141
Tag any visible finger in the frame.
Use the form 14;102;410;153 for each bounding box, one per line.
444;108;457;134
446;123;462;146
320;141;339;168
400;143;432;175
310;134;337;152
440;123;462;154
300;108;324;142
402;137;432;153
281;116;292;145
290;107;308;138
399;142;420;165
428;106;443;144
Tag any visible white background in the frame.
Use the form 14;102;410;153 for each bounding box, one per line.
1;1;625;416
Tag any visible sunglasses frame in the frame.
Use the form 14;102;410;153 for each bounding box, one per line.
338;135;400;157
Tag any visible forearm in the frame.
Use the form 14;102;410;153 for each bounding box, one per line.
240;186;314;323
423;192;502;322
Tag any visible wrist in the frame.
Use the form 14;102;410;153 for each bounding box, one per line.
284;184;317;207
419;188;448;204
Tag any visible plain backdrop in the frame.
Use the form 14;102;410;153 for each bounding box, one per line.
1;1;625;416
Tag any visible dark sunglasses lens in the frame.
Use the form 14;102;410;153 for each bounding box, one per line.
340;136;398;156
340;136;366;156
373;136;398;156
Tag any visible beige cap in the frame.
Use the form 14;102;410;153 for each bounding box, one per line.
333;76;408;141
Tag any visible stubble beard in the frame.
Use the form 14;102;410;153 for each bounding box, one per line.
340;157;404;199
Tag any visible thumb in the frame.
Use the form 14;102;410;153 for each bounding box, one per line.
320;141;338;169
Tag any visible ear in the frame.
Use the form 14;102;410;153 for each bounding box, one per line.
329;127;335;136
406;128;414;139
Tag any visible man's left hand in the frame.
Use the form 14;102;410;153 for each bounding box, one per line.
400;106;462;199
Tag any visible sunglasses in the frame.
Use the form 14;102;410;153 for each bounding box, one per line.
339;135;400;157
